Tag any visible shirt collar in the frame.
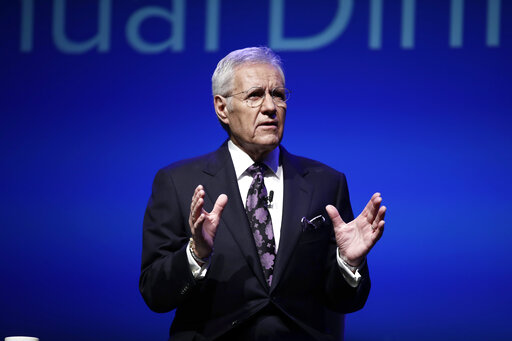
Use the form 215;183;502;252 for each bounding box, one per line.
227;140;280;180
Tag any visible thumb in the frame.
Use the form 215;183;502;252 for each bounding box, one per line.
326;205;345;227
211;194;228;216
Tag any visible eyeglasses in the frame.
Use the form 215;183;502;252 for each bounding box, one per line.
224;87;291;108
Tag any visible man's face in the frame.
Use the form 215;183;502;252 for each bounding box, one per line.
220;63;287;160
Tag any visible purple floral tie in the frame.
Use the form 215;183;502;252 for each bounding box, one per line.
246;163;276;287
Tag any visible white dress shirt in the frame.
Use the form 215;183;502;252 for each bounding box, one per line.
187;141;363;287
227;140;284;250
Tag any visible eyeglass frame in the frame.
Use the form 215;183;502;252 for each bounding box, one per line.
222;86;291;108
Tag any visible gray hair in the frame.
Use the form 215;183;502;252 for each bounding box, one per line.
212;47;285;97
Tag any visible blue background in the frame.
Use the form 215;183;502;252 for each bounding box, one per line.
1;1;511;340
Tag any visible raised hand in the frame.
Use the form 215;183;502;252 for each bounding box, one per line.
326;193;386;267
188;185;228;259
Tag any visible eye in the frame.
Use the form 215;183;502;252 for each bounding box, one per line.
246;87;265;100
272;88;286;101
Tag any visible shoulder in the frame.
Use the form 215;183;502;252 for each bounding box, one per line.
293;155;341;174
148;147;228;196
156;143;229;177
159;151;213;175
282;147;346;180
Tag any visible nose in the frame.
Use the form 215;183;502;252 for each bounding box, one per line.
260;90;277;116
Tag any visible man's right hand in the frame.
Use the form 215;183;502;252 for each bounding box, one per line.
188;185;228;259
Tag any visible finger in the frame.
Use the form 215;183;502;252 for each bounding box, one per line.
373;220;385;240
193;197;204;222
191;189;205;221
378;219;385;231
377;205;386;221
373;205;386;225
372;206;386;233
192;213;206;238
190;195;204;227
194;213;205;230
325;205;345;227
194;184;203;195
190;185;203;215
192;185;203;201
210;194;228;217
364;193;382;223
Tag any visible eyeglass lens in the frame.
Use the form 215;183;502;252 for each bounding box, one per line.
244;87;290;107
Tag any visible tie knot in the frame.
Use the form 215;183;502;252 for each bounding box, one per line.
247;163;267;178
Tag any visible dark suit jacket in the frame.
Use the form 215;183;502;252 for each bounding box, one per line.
140;142;371;340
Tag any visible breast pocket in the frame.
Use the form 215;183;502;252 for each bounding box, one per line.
298;220;330;245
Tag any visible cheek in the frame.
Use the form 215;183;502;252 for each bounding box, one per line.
279;111;286;128
230;114;246;129
247;116;260;133
231;115;257;139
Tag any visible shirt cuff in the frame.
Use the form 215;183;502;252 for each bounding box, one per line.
336;248;364;288
187;240;210;279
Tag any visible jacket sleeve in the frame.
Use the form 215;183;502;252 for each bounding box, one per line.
139;169;197;313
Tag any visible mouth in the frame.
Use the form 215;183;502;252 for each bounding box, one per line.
259;121;278;128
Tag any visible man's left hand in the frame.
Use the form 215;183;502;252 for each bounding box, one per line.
326;193;386;267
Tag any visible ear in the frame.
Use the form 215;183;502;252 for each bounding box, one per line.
214;95;230;125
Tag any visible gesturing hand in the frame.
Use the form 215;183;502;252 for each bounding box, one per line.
326;193;386;267
188;185;228;259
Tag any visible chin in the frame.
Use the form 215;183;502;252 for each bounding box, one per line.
256;135;281;148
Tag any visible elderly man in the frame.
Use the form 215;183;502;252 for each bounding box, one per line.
140;47;386;340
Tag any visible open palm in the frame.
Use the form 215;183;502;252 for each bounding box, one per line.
326;193;386;266
189;185;228;259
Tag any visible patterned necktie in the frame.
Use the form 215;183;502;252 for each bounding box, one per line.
246;163;276;287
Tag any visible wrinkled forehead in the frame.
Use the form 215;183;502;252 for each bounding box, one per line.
233;63;285;90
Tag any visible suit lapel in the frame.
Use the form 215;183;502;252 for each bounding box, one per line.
271;147;313;292
202;142;268;289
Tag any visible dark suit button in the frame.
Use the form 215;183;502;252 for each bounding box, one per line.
180;285;189;295
231;320;238;326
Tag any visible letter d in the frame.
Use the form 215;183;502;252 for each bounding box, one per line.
269;0;353;51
